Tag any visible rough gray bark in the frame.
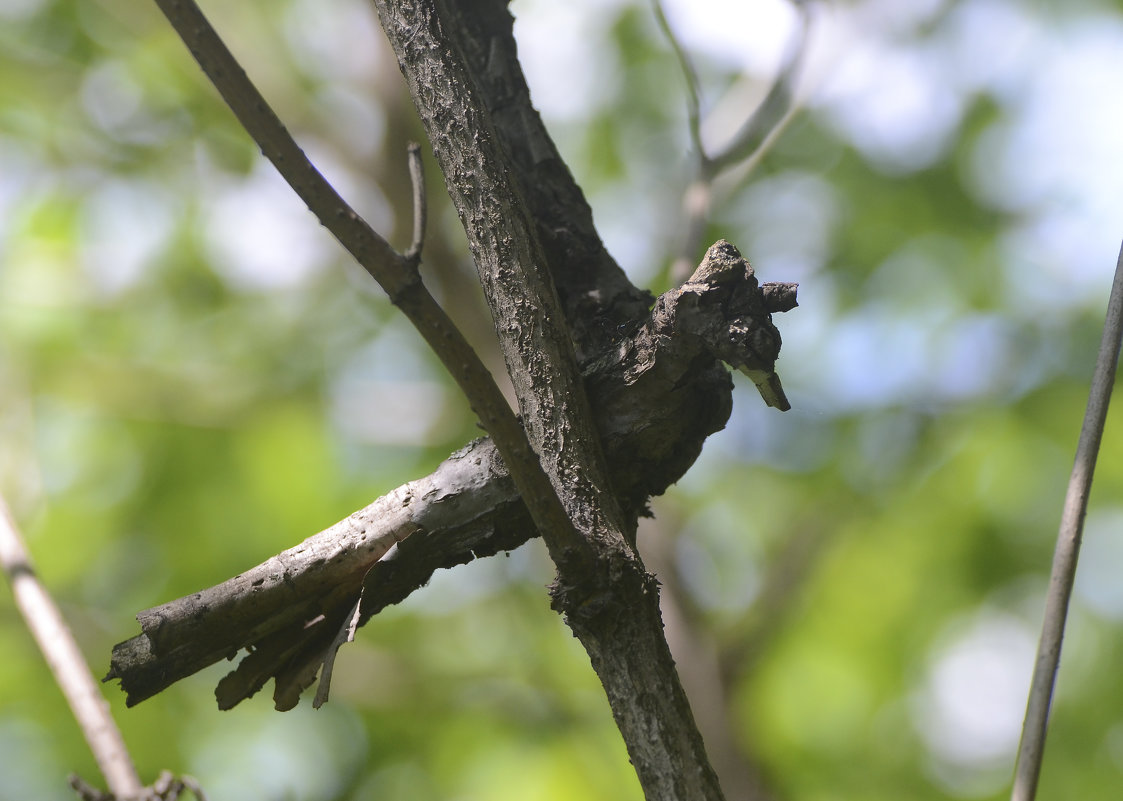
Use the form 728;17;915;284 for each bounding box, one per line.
432;0;654;361
368;5;727;792
148;0;591;594
374;0;633;571
108;2;798;799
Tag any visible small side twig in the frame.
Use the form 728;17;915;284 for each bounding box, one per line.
650;0;703;158
0;495;143;800
152;0;585;585
707;2;810;174
1011;238;1123;801
404;142;426;264
657;0;813;280
71;770;207;801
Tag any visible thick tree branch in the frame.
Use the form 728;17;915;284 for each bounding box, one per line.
372;4;728;798
373;0;631;577
435;0;654;360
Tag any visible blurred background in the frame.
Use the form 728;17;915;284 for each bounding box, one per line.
2;0;1123;798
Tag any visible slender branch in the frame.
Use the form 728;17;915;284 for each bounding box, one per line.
404;141;426;262
151;0;586;583
651;0;703;160
0;496;143;799
1011;239;1123;801
662;1;812;280
152;1;405;296
708;3;810;173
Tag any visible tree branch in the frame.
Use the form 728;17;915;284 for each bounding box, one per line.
404;142;427;263
152;0;593;602
659;0;813;280
434;0;654;361
1;496;144;799
110;235;795;801
1012;238;1123;801
371;5;732;797
373;0;631;574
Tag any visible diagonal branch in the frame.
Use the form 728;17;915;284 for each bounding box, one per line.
1011;239;1123;801
436;1;654;361
651;0;703;159
372;7;726;797
1;496;144;799
152;0;587;590
706;2;811;174
659;0;813;279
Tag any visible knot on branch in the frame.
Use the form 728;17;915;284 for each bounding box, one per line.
548;545;659;631
586;239;797;510
675;239;796;410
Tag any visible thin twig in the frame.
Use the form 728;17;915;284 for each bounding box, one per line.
152;1;412;296
651;0;707;281
0;495;144;799
708;3;810;173
1011;239;1123;801
651;0;703;160
405;141;426;263
658;1;812;281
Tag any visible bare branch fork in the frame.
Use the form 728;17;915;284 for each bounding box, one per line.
107;2;799;799
110;249;794;710
653;0;813;280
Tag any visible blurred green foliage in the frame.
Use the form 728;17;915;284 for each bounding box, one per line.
3;0;1123;799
